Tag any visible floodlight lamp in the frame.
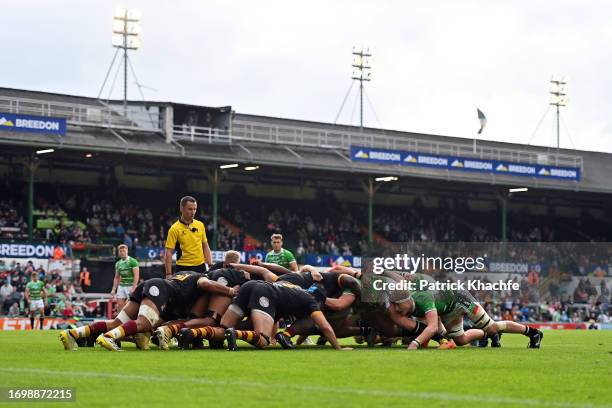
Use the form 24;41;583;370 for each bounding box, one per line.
114;8;127;19
112;35;124;47
126;10;142;21
112;21;125;34
125;22;142;35
125;37;142;49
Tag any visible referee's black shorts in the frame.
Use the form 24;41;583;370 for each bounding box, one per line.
175;263;207;274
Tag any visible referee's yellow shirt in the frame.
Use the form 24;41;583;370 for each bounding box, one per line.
165;219;208;266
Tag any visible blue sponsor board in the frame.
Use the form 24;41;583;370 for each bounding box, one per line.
0;243;56;258
134;247;267;263
0;112;66;136
350;146;580;181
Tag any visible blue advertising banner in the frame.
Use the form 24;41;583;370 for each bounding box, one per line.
350;146;581;181
0;243;56;258
134;247;267;263
0;112;66;136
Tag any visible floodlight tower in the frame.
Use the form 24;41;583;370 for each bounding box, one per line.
112;8;142;116
549;75;568;154
352;47;372;129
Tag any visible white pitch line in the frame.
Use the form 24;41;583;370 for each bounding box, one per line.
0;367;608;408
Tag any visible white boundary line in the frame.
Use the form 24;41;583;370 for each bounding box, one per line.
0;367;608;408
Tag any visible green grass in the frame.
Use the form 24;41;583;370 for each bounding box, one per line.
0;330;611;408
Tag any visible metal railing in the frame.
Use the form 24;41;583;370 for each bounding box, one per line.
0;94;583;170
230;119;583;169
0;95;161;132
172;124;231;144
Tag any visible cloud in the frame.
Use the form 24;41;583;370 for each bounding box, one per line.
1;0;611;153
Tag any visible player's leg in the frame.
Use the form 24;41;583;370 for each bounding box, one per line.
38;305;45;330
444;315;483;346
116;285;129;313
97;279;168;351
60;300;139;350
466;301;544;348
178;288;248;348
487;320;544;348
97;298;161;351
225;309;275;351
175;294;231;349
225;284;277;351
29;301;36;330
158;294;210;349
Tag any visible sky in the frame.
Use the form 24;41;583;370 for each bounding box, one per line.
4;1;612;153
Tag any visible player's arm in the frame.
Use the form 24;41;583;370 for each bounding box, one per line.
25;285;30;303
229;263;278;282
132;262;140;291
41;287;47;306
410;310;439;349
256;262;292;276
328;264;362;279
300;265;322;281
310;311;351;351
197;277;236;297
165;227;178;278
164;249;174;278
388;308;438;350
111;270;120;296
202;240;213;269
324;293;356;311
285;251;298;272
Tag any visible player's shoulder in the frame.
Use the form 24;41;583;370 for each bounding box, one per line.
168;220;182;230
193;219;205;229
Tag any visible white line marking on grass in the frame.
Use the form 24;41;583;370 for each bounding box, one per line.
0;367;607;408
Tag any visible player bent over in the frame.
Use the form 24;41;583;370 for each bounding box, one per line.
390;286;544;349
157;267;251;350
275;274;363;348
60;282;149;350
96;271;234;351
187;280;352;351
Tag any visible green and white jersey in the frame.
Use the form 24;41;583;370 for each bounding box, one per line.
410;290;458;318
265;248;296;269
115;256;139;286
26;280;45;300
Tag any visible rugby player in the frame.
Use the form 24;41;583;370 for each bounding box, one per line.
96;271;234;351
158;266;252;350
275;272;363;348
384;272;544;349
262;234;298;272
59;281;147;351
110;244;140;312
181;280;352;351
173;261;283;349
25;271;46;330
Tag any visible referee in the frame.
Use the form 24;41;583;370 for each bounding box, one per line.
164;196;213;277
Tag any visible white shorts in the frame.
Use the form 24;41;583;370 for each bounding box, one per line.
30;299;45;310
116;285;133;300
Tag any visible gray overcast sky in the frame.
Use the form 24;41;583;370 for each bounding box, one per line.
4;1;612;153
